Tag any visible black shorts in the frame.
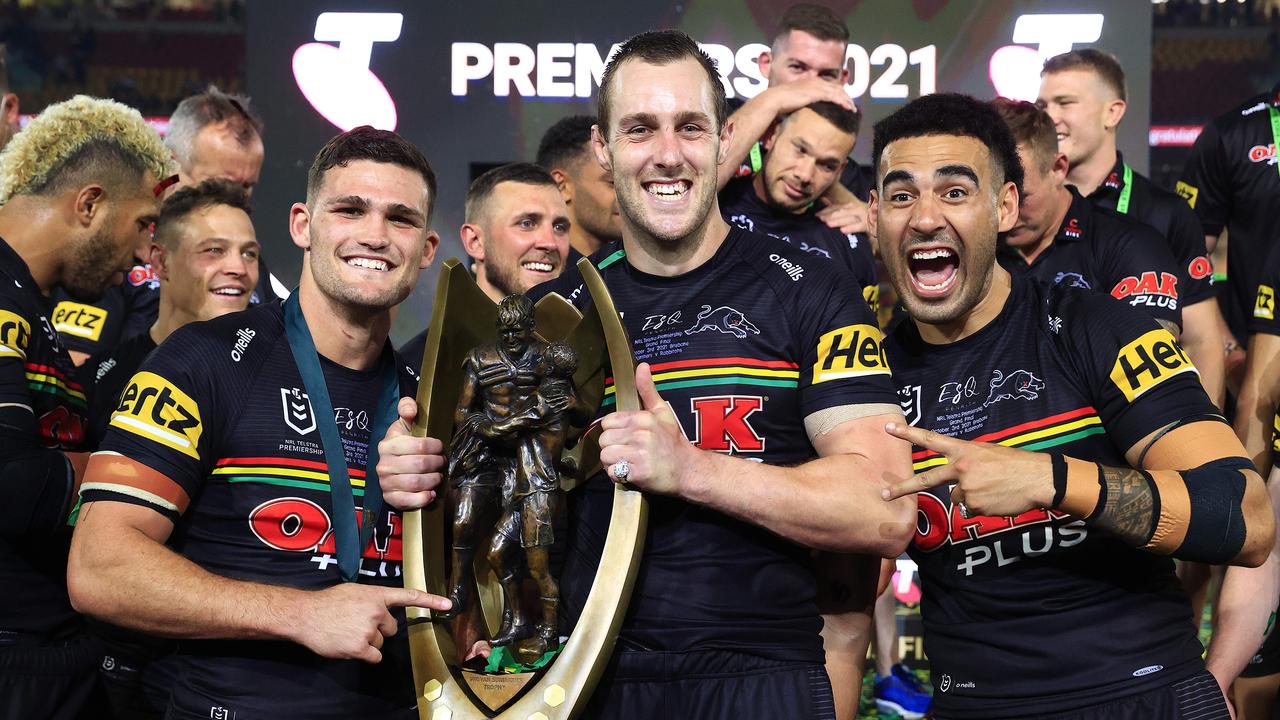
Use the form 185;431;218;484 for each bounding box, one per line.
0;630;108;720
1014;670;1230;720
579;648;835;720
1241;620;1280;678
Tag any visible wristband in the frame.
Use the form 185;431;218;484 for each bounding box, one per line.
1050;453;1068;508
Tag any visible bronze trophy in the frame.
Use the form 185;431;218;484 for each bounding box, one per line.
403;258;646;719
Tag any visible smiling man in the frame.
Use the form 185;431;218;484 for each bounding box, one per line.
68;126;453;720
381;30;914;720
870;92;1271;720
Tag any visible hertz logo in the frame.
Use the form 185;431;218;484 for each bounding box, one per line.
110;371;203;459
52;301;108;342
1109;329;1197;402
814;323;890;384
1255;284;1275;320
0;309;31;360
1175;181;1198;209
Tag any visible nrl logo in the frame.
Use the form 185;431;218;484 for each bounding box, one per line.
281;388;316;435
898;384;922;426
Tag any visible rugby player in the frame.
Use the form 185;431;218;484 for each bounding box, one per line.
536;115;623;259
398;162;570;369
1179;81;1280;372
1037;50;1225;405
53;86;274;367
67;126;452;720
870;92;1273;719
0;95;168;719
992;98;1184;335
1212;245;1280;714
722;3;870;235
383;29;915;720
717;100;879;311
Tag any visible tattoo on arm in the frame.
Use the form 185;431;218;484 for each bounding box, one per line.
1156;318;1181;339
1093;466;1155;546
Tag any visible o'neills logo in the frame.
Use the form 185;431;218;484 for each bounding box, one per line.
231;327;256;362
769;253;804;281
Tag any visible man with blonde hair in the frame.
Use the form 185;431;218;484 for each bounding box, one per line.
0;94;169;719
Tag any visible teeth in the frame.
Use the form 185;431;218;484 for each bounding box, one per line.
523;261;554;273
213;288;244;296
918;275;956;291
911;249;954;260
646;181;687;198
347;257;388;271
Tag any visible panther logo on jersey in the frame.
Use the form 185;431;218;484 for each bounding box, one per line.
1053;272;1091;290
684;305;760;339
984;370;1044;407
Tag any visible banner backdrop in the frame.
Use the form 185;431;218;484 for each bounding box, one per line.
246;0;1151;342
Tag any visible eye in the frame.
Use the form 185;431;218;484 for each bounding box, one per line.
889;191;914;203
518;218;537;230
337;206;361;217
943;187;969;200
206;246;224;256
244;249;260;260
553;221;570;234
626;125;651;137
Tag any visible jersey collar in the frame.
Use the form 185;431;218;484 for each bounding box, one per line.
0;235;40;297
1088;150;1127;205
1055;186;1093;245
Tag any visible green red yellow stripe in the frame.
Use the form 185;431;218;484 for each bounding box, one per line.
213;456;367;496
25;362;86;406
912;406;1104;471
602;356;799;406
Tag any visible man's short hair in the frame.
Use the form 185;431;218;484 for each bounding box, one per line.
153;178;251;250
597;30;727;139
786;100;860;136
1041;49;1127;102
872;93;1024;196
306;126;438;222
0;95;172;203
773;3;850;46
536;115;597;171
165;85;265;170
991;98;1058;173
464;162;557;225
496;293;535;329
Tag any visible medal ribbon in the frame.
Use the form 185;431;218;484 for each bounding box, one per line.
1270;106;1280;180
1116;163;1133;215
283;293;401;582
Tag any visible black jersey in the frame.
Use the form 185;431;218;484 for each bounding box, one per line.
887;277;1216;718
1088;151;1215;306
1178;83;1280;339
527;227;898;663
998;187;1184;329
52;263;159;358
719;175;879;312
84;301;419;719
0;237;89;637
83;330;157;449
1249;242;1280;338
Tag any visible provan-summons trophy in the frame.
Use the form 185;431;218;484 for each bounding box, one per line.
402;258;646;719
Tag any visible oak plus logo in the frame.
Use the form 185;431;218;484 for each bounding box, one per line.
293;12;402;131
989;14;1104;101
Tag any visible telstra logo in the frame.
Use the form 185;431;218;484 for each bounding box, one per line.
988;14;1104;101
293;12;402;131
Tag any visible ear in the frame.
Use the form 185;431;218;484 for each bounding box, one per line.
550;168;574;204
460;223;485;262
756;49;772;79
717;118;735;166
288;202;312;250
867;188;880;245
761;120;781;153
1105;99;1127;130
150;241;170;280
590;124;612;172
419;229;440;270
997;181;1019;233
840;67;850;86
1050;152;1070;184
0;93;18;125
73;185;106;228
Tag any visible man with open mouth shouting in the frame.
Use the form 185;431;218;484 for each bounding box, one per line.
870;92;1273;720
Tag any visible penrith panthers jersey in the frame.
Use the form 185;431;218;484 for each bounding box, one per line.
528;226;899;664
85;301;419;720
886;276;1218;718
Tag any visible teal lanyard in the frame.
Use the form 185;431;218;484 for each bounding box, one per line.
1116;163;1133;215
282;293;400;582
1270;106;1280;180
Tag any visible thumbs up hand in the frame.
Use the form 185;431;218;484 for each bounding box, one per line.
598;362;702;497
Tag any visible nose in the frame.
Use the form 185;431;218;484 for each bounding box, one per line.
793;156;816;187
222;249;249;278
653;128;684;171
908;191;947;238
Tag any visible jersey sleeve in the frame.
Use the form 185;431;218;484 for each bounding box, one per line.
81;326;225;520
1248;244;1280;336
1098;217;1184;329
1052;288;1218;454
52;290;123;357
795;267;899;418
0;297;33;410
1177;120;1231;236
1165;195;1216;305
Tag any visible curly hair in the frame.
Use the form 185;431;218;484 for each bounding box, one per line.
0;95;172;203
